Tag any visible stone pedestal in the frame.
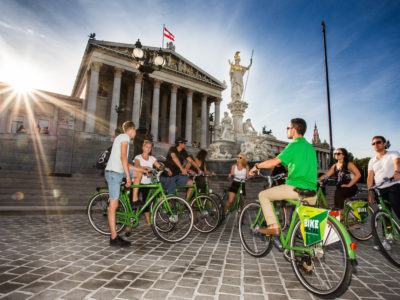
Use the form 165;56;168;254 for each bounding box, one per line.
227;101;248;134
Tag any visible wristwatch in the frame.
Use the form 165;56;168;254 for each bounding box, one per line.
255;163;260;170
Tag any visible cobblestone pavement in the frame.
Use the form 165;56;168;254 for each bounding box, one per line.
0;213;399;300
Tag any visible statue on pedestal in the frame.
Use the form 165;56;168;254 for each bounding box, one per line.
228;51;252;103
243;118;257;136
220;111;234;140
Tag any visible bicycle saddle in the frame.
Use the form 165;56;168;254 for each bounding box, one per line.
293;188;316;197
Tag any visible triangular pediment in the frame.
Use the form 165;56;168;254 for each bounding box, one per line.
91;39;224;88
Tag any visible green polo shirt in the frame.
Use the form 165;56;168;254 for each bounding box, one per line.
277;137;318;190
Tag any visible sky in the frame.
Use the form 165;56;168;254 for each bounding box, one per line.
0;0;399;159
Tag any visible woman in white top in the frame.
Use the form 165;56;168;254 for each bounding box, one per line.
134;140;163;226
224;153;249;214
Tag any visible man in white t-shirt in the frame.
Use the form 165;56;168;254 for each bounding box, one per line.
367;136;400;219
105;121;146;247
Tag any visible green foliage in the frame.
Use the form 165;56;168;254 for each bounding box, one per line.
353;157;370;183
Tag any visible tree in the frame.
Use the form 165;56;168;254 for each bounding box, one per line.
353;157;370;183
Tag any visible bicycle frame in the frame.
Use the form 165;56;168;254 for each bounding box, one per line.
374;189;399;240
252;198;356;259
316;187;329;208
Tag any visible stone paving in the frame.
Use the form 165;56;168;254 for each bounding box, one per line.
0;213;399;300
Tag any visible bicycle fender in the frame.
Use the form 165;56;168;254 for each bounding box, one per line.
328;215;356;260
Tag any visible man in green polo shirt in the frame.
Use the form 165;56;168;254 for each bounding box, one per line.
249;118;318;235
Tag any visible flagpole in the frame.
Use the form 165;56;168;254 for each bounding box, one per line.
242;49;254;102
162;24;165;48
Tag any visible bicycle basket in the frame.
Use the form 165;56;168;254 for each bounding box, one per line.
297;206;329;246
350;201;369;221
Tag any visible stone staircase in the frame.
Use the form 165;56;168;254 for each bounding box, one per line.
0;170;267;212
1;170;356;212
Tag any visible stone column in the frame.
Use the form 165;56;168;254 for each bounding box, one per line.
200;94;208;147
84;62;101;132
176;94;182;137
215;98;221;128
51;107;59;136
109;68;123;136
132;73;143;127
160;92;168;142
227;100;248;135
0;95;10;132
168;85;178;144
151;79;161;141
185;89;193;144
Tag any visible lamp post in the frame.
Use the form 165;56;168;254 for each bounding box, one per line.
131;39;165;155
208;112;215;144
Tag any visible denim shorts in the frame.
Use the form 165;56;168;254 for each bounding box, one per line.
105;171;125;200
161;175;190;195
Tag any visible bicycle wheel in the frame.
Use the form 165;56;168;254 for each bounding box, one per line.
372;210;400;267
346;205;374;241
152;196;193;243
191;195;220;233
290;217;353;298
239;202;272;257
209;192;224;224
87;192;126;235
275;202;288;230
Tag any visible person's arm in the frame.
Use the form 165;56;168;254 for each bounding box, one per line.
171;152;187;175
249;158;281;176
367;170;375;204
394;157;400;181
134;158;151;174
318;165;335;181
342;162;361;187
228;165;235;178
185;161;192;171
245;165;250;179
187;156;201;174
121;142;131;187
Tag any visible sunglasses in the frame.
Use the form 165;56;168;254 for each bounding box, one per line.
334;152;343;156
286;127;293;130
237;157;242;159
372;141;383;146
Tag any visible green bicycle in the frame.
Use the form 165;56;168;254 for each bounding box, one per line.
219;177;247;227
175;173;221;233
87;167;194;243
239;174;357;298
316;178;374;241
370;177;400;267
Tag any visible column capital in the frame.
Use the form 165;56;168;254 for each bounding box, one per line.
91;62;102;72
215;97;222;104
171;84;178;93
114;68;124;78
186;89;194;97
201;94;208;101
135;73;143;83
153;79;162;89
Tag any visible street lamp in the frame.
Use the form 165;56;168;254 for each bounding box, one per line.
132;39;165;77
131;39;165;154
209;112;215;144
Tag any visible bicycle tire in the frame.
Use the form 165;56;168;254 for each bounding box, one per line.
191;195;220;233
152;196;193;243
238;202;272;257
346;205;374;241
290;217;352;298
275;202;288;230
372;210;400;267
87;192;126;235
209;192;224;224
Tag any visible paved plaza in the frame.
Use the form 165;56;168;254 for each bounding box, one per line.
0;213;399;300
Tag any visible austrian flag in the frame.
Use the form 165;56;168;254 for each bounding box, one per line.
164;27;175;41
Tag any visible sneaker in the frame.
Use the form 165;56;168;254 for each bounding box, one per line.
373;240;391;251
110;235;131;247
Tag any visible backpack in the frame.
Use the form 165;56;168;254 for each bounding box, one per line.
96;146;112;169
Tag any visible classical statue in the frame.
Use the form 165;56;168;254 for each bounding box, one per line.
262;125;272;135
228;51;252;102
243;118;257;136
209;143;232;159
220;112;234;140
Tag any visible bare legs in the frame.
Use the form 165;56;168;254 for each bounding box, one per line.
224;192;236;214
108;199;119;239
